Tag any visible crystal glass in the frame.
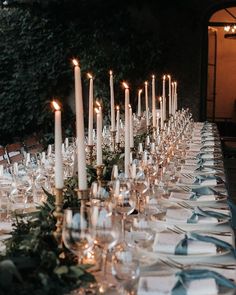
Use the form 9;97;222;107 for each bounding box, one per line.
62;206;93;264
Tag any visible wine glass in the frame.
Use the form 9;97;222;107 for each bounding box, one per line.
111;247;140;294
62;206;94;264
112;179;136;243
90;193;120;293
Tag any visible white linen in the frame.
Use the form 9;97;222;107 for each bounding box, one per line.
137;275;218;295
169;192;216;202
152;232;216;255
165;208;218;224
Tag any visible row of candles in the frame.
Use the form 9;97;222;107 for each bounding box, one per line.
52;59;178;193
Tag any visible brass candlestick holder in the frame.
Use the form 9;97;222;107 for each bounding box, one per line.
87;144;94;165
53;188;63;244
110;130;116;152
96;164;104;183
77;189;89;201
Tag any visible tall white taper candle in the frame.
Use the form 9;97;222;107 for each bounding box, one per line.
95;107;103;165
116;106;120;144
52;100;64;189
167;74;172;116
137;89;142;117
152;75;156;128
123;82;130;176
145;81;149;127
73;59;87;190
87;73;94;145
109;71;116;131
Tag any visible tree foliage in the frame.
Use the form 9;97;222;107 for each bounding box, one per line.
0;0;162;145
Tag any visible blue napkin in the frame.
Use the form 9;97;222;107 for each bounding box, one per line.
190;187;222;200
193;175;222;185
172;269;236;295
227;199;236;229
175;232;235;256
187;207;229;224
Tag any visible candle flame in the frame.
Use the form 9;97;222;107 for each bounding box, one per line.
167;74;171;79
87;73;93;79
72;59;79;66
171;82;174;86
116;105;119;110
144;81;148;86
128;104;131;108
96;101;101;107
109;70;113;75
123;82;129;89
159;97;162;102
95;107;100;114
152;75;155;79
138;89;142;95
52;100;61;111
163;75;166;80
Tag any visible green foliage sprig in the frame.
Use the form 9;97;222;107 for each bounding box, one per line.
0;183;95;295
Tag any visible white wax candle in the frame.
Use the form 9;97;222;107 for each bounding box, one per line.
174;82;178;112
109;71;116;131
131;163;136;179
171;82;175;115
129;105;134;148
162;75;166;121
52;101;64;189
156;112;159;130
116;106;120;144
159;97;164;129
144;81;149;127
152;75;156;128
65;138;69;149
137;89;142;117
123;82;130;176
95;108;103;165
73;59;87;190
168;75;171;116
87;73;94;145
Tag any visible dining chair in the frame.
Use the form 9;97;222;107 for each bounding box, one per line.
0;146;9;167
24;136;44;154
6;142;25;164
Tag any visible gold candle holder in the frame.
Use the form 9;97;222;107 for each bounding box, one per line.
96;164;104;183
53;188;63;244
87;144;94;165
110;130;116;152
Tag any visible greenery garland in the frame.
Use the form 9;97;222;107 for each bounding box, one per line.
0;180;95;295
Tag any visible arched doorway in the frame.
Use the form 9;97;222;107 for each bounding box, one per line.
205;6;236;134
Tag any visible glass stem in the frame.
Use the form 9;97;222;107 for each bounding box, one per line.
121;215;126;241
102;248;108;278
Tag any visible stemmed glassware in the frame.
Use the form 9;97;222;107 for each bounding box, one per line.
62;206;94;264
90;181;120;293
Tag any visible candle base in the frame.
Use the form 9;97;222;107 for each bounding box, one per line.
96;164;104;183
53;188;63;245
77;189;89;201
116;142;121;152
87;145;94;165
110;130;116;152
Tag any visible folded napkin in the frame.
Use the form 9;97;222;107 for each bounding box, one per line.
152;232;216;255
138;269;236;295
165;208;218;224
193;175;220;186
169;191;216;202
191;187;225;200
153;231;235;255
227;199;236;229
197;153;215;160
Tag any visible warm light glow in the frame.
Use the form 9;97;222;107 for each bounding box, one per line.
167;74;171;79
95;107;100;114
128;104;131;108
163;75;166;80
52;100;61;111
96;101;101;107
159;96;162;102
152;75;155;79
87;73;93;79
109;70;113;75
72;59;79;66
123;82;129;89
116;105;119;110
138;89;142;95
171;82;174;86
224;26;230;32
144;81;148;86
